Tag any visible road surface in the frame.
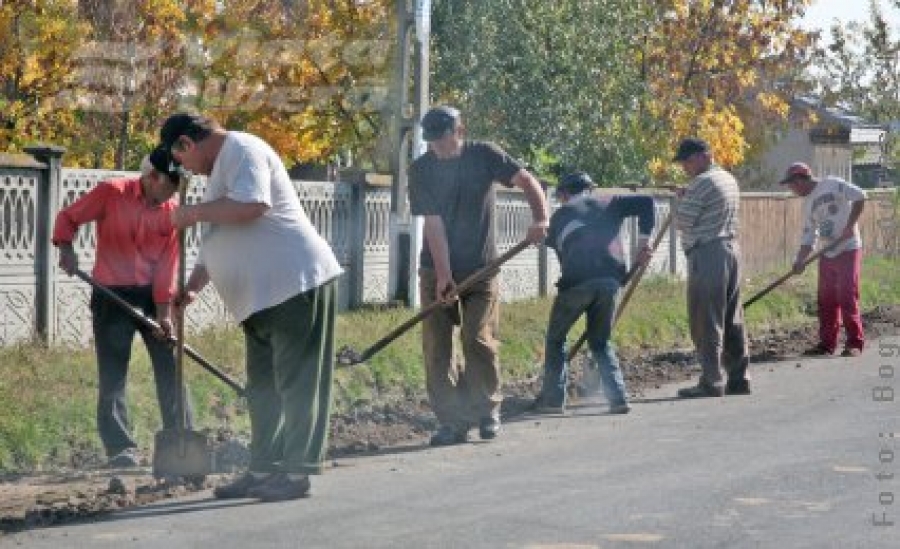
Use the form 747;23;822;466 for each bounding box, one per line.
5;337;899;548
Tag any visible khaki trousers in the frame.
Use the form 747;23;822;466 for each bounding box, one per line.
419;268;502;431
686;240;750;388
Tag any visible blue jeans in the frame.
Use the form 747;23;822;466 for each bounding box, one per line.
541;278;627;407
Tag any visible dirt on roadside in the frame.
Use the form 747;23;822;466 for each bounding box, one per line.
2;305;899;535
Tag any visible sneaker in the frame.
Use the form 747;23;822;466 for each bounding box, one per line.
106;448;140;468
802;344;834;356
725;380;752;396
247;472;311;502
429;426;468;447
478;417;501;440
609;402;631;414
840;347;862;357
528;396;565;415
213;472;270;499
677;383;724;399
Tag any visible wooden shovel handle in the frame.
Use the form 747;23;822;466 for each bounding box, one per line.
349;239;532;365
742;237;845;309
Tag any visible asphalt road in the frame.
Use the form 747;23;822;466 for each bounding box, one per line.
5;337;900;548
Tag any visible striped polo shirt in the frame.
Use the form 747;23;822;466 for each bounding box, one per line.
674;165;740;252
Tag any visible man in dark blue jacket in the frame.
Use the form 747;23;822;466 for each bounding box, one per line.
533;172;655;414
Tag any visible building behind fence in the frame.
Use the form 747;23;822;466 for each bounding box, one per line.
1;147;897;346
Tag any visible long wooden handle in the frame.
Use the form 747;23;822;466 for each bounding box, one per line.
350;239;532;364
742;237;845;309
74;269;246;395
567;211;673;361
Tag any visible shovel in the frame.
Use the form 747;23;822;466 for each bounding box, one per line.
566;211;673;360
338;239;533;366
73;269;245;396
742;237;845;309
152;174;213;481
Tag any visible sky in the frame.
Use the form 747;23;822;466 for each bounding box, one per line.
801;0;898;32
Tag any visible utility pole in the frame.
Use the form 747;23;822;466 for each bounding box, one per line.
388;0;430;307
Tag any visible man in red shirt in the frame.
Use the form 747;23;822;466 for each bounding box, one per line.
52;146;193;468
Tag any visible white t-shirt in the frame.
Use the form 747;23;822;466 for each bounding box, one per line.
197;131;343;322
800;176;867;258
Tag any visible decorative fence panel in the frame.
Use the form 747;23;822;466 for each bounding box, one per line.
0;163;43;345
1;147;896;347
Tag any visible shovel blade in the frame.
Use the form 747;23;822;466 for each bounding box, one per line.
152;428;212;480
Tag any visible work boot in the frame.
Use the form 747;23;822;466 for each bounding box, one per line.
609;402;631;414
725;379;752;396
247;472;311;502
528;395;565;414
677;382;724;399
106;448;140;468
802;343;834;357
214;472;270;499
429;426;468;447
478;417;501;440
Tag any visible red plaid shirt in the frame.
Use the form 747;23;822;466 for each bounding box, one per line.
53;177;178;303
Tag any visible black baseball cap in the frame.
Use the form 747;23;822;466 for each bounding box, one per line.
556;171;595;196
147;145;180;181
421;106;460;141
672;138;710;161
159;112;216;151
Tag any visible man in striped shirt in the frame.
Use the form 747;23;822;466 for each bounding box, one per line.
672;138;750;398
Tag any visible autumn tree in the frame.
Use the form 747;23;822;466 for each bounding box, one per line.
158;0;394;171
1;0;394;170
637;0;817;182
0;1;89;153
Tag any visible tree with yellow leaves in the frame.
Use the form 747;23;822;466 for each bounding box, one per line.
638;0;817;182
1;0;393;170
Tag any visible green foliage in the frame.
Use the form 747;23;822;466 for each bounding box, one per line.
431;0;647;183
813;3;900;176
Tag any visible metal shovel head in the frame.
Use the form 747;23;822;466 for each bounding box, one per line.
152;428;212;480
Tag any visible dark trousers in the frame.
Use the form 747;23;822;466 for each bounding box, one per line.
91;286;192;457
686;240;750;388
241;281;336;475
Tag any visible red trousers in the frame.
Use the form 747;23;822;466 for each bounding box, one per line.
817;248;864;352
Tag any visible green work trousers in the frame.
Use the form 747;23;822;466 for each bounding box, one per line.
241;280;336;475
419;268;502;431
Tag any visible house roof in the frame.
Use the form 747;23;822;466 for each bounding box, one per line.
793;97;886;144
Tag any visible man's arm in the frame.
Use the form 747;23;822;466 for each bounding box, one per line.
673;180;704;234
422;215;455;303
170;197;268;228
842;199;865;239
510;168;550;243
617;195;656;266
52;183;111;275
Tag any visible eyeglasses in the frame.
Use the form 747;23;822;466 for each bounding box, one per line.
169;136;190;154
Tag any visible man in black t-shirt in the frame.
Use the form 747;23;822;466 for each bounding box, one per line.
408;105;549;446
533;172;655;414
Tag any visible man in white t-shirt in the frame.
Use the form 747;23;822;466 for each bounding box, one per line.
160;113;344;502
780;162;867;357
